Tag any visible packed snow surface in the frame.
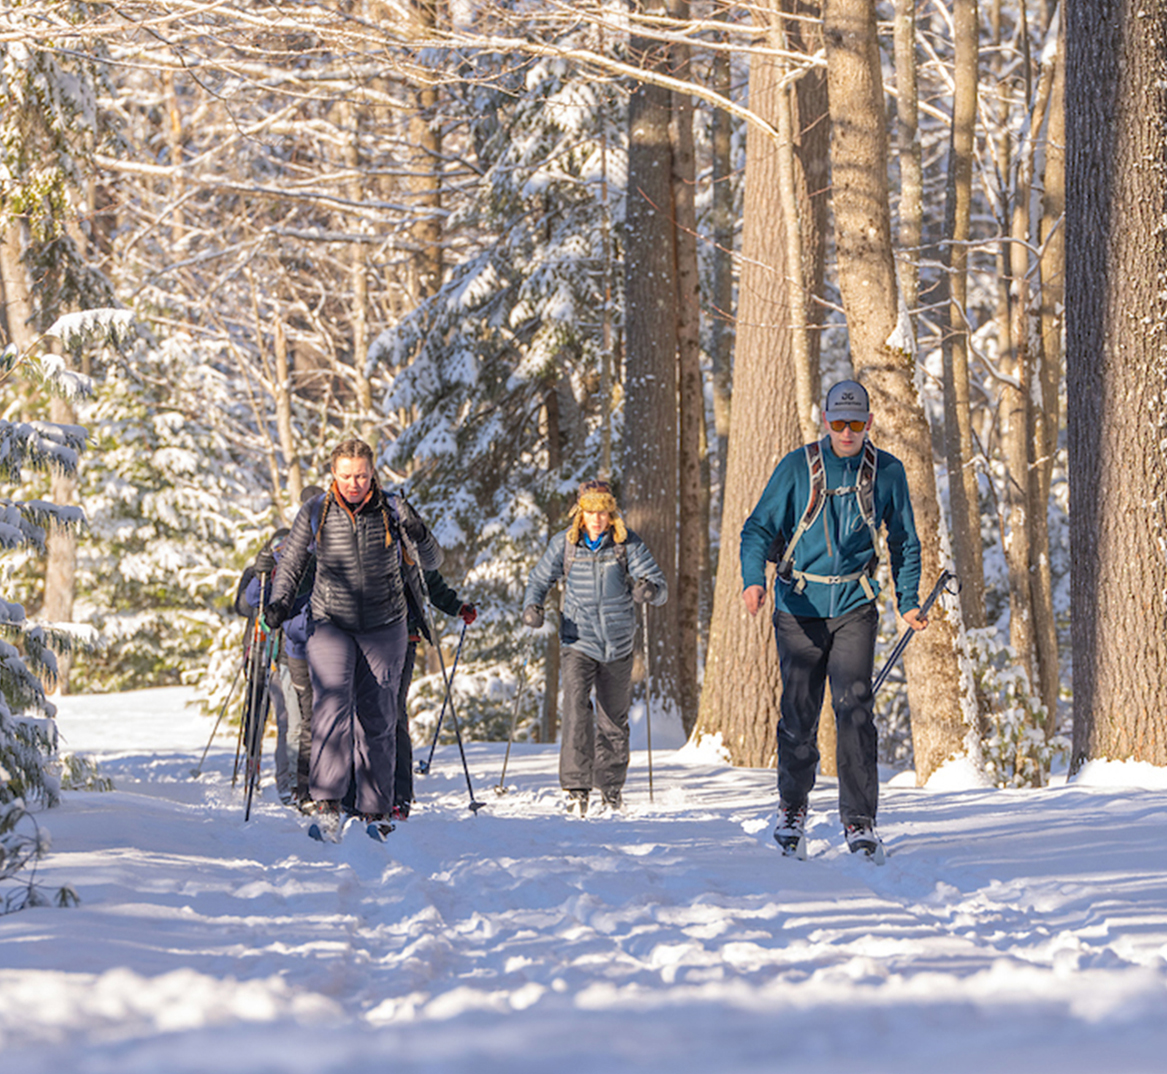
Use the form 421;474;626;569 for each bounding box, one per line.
3;687;1166;1072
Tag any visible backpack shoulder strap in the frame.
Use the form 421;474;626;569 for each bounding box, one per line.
856;438;879;548
778;441;827;576
563;534;628;581
309;493;325;541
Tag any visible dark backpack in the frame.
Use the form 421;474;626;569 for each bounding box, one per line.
771;438;880;592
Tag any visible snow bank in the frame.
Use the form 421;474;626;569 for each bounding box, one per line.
1;688;1165;1074
922;755;995;791
1071;757;1167;789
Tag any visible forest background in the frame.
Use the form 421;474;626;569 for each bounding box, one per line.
1;0;1162;870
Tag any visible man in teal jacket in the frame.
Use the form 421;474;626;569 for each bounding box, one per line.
740;380;927;858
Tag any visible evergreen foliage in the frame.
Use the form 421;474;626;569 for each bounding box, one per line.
66;336;272;691
372;41;628;738
0;313;126;912
1;0;120;321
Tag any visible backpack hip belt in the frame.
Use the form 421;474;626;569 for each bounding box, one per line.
790;568;876;600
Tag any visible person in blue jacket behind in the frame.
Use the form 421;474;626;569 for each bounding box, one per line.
523;479;668;817
740;380;928;858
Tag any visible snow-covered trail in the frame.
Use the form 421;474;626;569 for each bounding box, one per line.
2;689;1165;1073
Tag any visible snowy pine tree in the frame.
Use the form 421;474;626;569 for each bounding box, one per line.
0;313;130;911
370;39;627;741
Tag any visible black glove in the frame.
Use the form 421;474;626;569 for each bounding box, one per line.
397;498;427;543
522;605;544;629
262;601;288;633
459;603;478;626
632;578;657;604
254;546;276;575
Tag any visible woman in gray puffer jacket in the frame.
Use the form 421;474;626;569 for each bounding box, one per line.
267;439;442;832
523;480;667;816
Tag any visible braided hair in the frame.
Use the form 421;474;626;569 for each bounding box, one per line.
316;438;395;549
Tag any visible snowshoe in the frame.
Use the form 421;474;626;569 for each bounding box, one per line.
774;800;808;860
565;789;590;818
595;788;623;815
307;800;342;843
362;814;395;842
844;820;886;865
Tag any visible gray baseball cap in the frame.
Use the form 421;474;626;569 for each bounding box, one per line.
823;379;870;422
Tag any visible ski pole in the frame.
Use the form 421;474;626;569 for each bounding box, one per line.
232;618;261;788
424;614;483;812
641;601;654;803
244;628;279;821
191;660;244;778
494;642;532;795
243;569;272;821
416;621;468;775
872;569;959;696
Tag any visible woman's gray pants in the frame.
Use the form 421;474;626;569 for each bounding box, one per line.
307;617;407;815
558;649;634;793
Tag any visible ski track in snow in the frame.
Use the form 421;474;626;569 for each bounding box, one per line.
1;687;1165;1073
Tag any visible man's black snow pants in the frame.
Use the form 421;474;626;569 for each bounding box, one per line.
774;601;879;826
559;648;634;793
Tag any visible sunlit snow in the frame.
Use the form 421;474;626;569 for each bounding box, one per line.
2;687;1166;1073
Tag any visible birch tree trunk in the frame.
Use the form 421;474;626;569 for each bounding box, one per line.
2;221;77;688
541;383;563;744
408;0;442;304
1066;0;1167;768
894;0;922;316
824;0;970;782
342;98;375;440
273;319;304;506
0;222;35;353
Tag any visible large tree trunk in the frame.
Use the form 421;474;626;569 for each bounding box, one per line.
789;1;831;389
774;22;816;445
670;0;702;737
693;4;804;766
1066;0;1167;769
624;0;681;739
1034;17;1065;731
824;0;971;783
940;0;986;631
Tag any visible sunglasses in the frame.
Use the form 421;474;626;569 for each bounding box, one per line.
829;419;867;433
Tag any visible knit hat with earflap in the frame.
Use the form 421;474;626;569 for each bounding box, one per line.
567;479;628;545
